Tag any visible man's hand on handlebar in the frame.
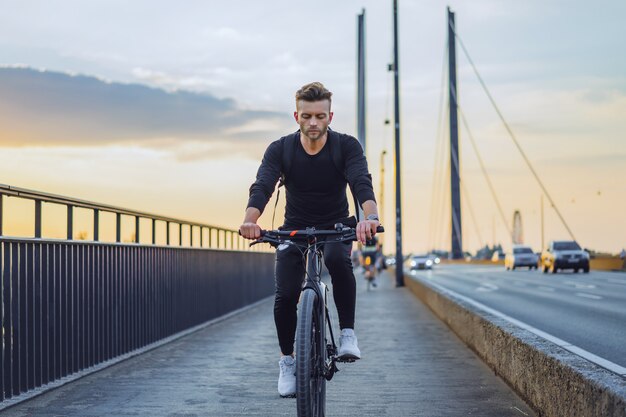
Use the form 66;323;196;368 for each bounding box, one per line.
356;219;380;245
239;222;262;240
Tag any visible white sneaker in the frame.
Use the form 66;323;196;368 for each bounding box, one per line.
338;329;361;360
277;356;296;397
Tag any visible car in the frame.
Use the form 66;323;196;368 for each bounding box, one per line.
504;245;539;270
428;254;441;265
540;240;590;274
491;251;505;262
409;254;434;270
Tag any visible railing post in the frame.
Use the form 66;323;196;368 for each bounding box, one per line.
0;193;3;236
190;225;194;247
135;216;140;244
116;213;121;243
199;226;203;248
35;200;42;238
166;222;170;245
152;219;156;245
94;209;99;242
179;224;182;247
67;205;74;240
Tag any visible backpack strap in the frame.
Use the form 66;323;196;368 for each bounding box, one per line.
328;130;362;222
279;131;300;188
270;131;298;229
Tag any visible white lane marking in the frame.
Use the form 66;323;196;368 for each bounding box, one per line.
476;283;499;292
537;286;556;292
415;277;626;377
564;281;596;289
512;406;530;416
575;292;602;300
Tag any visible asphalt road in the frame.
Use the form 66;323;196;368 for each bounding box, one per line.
406;264;626;371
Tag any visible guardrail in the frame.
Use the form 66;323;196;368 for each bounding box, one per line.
0;185;275;406
0;184;260;252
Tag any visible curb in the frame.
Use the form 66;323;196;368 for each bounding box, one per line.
402;272;626;417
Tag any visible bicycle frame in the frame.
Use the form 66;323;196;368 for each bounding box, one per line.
302;237;340;382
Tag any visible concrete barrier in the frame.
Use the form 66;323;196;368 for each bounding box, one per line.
442;256;626;271
401;270;626;417
591;256;626;271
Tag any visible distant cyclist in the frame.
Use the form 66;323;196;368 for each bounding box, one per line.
239;82;380;397
360;236;380;288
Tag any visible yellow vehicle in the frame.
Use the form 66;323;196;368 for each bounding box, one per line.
540;240;590;274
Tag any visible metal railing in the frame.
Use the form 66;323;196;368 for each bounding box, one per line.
0;184;261;252
0;185;275;404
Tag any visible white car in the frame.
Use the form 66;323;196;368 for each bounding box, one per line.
409;254;434;270
505;245;539;270
428;254;441;265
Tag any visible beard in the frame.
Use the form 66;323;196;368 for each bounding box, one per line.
304;125;327;140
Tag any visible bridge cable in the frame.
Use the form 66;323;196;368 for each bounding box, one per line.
428;39;450;251
432;133;450;251
450;24;577;241
459;170;486;250
435;105;450;251
440;146;453;251
457;102;513;240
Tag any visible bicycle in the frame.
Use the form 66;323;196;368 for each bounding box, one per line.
251;223;384;417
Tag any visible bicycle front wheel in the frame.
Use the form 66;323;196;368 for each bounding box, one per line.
296;288;326;417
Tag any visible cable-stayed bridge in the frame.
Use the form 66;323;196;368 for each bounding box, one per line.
0;183;624;416
0;5;624;417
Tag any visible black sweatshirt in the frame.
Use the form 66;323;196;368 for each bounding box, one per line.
247;130;376;229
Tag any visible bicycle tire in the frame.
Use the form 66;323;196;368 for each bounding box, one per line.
296;289;326;417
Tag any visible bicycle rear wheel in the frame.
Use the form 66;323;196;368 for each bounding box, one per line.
296;289;326;417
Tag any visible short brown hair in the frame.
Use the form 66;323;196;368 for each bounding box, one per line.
295;82;332;104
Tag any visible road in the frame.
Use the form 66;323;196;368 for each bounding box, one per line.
406;264;626;372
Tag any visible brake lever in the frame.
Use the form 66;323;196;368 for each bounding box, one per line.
251;237;280;248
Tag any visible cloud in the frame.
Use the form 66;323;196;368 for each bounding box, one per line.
0;67;291;155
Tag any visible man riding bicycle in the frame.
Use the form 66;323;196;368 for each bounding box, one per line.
239;82;380;398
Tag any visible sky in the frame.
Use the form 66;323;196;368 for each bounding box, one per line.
0;0;625;254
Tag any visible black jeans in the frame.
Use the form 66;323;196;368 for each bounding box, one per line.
274;241;356;356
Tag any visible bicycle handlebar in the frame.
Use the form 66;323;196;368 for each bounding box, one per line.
251;224;384;247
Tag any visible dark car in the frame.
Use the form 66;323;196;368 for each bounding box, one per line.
540;240;590;274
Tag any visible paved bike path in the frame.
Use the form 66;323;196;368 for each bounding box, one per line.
3;270;536;416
